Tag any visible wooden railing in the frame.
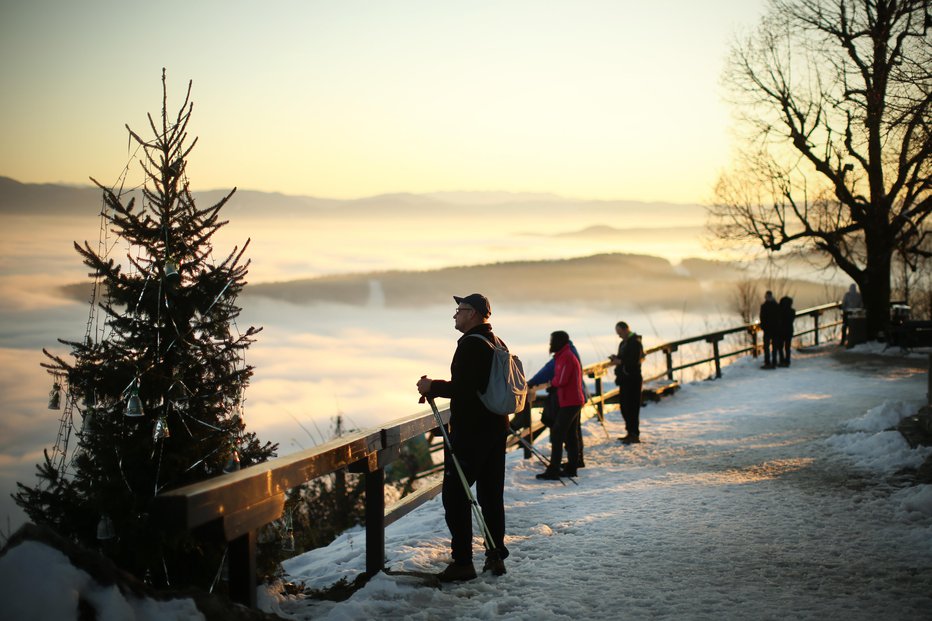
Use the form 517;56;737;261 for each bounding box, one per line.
153;301;842;607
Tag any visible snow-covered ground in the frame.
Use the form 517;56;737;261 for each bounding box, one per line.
2;344;931;620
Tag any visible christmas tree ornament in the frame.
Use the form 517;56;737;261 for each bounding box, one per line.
153;416;170;441
223;447;241;473
282;529;295;552
96;514;116;540
47;381;62;410
125;385;144;418
164;257;180;283
281;510;295;551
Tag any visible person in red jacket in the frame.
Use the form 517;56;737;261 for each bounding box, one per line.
536;330;585;480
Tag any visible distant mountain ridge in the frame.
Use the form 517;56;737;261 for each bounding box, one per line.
0;176;706;220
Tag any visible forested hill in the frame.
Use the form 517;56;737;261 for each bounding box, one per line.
241;253;842;312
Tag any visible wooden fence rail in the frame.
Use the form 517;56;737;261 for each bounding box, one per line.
154;301;842;607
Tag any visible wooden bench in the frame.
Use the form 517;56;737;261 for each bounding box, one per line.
889;321;932;350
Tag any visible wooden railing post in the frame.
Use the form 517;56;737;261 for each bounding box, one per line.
664;346;676;380
364;465;385;576
228;530;257;608
813;310;821;346
750;327;759;358
706;335;723;379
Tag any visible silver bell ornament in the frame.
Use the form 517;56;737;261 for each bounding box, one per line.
47;382;62;410
96;514;116;540
125;387;144;417
223;448;241;473
153;416;170;441
164;257;180;283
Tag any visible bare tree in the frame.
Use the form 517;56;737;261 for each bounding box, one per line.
710;0;931;338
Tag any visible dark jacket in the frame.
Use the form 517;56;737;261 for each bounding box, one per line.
759;298;780;333
426;323;509;452
615;333;644;383
779;297;795;337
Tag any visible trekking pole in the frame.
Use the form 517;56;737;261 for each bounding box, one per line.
507;426;573;486
423;395;496;552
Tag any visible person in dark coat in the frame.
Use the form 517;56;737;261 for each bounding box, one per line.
778;296;795;367
759;291;781;369
416;293;509;581
841;284;863;345
609;321;644;444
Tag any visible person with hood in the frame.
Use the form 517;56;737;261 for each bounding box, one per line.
841;284;863;345
778;296;796;367
759;291;781;369
416;293;509;581
536;331;585;480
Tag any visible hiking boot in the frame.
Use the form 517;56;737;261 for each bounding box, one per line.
761;363;775;370
559;466;578;477
535;470;561;480
483;556;506;576
618;435;640;444
437;562;477;582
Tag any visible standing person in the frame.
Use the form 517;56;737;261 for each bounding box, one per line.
416;293;509;581
525;337;588;467
778;296;795;367
535;331;585;480
609;321;644;444
841;284;863;345
759;291;780;369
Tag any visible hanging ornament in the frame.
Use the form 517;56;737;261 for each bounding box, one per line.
96;514;116;540
125;381;144;418
47;381;62;410
167;158;184;177
164;256;180;284
223;447;240;473
152;416;170;441
281;511;295;551
282;529;295;552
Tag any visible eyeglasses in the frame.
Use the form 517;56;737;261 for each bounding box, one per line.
454;307;474;315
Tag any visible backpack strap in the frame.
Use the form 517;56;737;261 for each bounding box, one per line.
466;333;505;350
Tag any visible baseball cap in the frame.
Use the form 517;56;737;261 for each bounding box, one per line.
453;293;491;318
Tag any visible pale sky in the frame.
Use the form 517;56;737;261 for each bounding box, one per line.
0;0;767;203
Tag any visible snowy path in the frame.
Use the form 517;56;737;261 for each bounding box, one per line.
268;347;932;621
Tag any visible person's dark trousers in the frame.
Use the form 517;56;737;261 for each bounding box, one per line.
442;434;509;564
619;377;642;437
574;414;585;467
549;405;581;471
775;334;787;365
782;332;793;365
762;331;776;366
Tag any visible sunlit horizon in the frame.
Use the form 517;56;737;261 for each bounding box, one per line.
1;1;768;205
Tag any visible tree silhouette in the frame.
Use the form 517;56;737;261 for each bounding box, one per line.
711;0;930;337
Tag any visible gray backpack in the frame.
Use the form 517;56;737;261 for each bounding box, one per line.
467;334;528;416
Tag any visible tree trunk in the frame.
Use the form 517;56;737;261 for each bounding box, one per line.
862;245;892;339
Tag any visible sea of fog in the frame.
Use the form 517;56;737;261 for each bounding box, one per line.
0;204;836;531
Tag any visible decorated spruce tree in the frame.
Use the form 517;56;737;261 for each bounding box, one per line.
15;70;276;588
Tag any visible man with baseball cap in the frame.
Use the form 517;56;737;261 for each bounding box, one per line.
416;293;510;581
